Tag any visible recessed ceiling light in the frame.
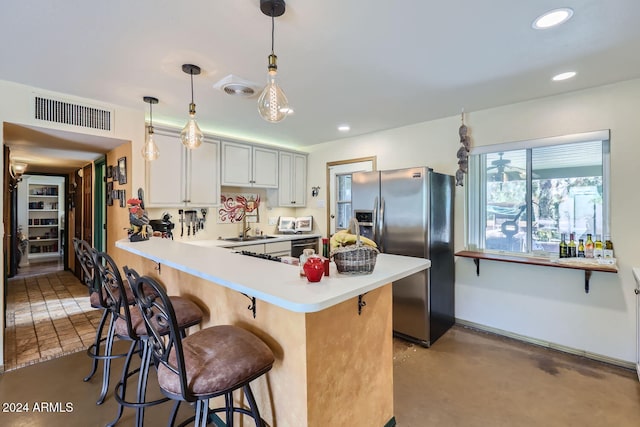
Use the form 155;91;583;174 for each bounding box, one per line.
532;8;574;29
338;124;351;132
552;71;577;81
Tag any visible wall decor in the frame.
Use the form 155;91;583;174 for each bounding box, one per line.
456;110;471;186
118;157;127;184
118;189;126;207
218;193;260;224
107;165;113;180
106;181;114;206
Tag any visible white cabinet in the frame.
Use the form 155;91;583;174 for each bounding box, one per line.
221;141;278;188
27;179;63;260
278;152;307;206
146;128;220;207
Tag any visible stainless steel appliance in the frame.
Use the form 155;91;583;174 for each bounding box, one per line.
352;167;454;347
290;237;319;258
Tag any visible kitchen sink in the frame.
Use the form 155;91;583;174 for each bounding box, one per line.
223;235;278;242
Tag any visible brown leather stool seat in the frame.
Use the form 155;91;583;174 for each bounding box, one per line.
126;269;275;427
158;325;274;397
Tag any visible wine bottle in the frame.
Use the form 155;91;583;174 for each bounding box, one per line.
577;239;585;258
559;233;568;258
568;232;577;258
603;235;614;258
585;234;594;258
594;234;603;258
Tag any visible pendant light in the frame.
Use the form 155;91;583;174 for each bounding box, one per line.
257;0;290;123
181;64;204;149
141;96;160;161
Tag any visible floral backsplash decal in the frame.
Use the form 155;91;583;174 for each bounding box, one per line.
218;193;260;224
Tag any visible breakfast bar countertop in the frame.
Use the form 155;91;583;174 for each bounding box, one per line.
116;237;430;313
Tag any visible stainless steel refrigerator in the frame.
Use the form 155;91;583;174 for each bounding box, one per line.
352;167;454;347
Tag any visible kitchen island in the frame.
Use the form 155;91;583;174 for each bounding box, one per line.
115;237;430;427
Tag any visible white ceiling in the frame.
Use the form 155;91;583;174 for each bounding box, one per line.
2;1;640;173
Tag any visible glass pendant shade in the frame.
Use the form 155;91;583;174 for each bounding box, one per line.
181;109;204;149
141;128;160;161
142;96;160;161
258;69;289;123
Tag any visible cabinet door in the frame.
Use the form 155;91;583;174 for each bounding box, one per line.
147;130;186;207
252;147;279;188
187;139;220;206
222;141;252;186
292;154;307;206
278;152;307;206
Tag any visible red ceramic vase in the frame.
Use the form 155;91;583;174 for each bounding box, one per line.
303;256;325;283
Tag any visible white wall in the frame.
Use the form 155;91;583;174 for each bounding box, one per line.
303;78;640;364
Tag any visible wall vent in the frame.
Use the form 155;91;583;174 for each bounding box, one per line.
34;96;112;131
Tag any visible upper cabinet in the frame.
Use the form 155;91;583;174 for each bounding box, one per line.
278;151;307;207
221;141;278;188
146;128;220;207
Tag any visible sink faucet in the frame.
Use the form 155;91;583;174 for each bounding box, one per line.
242;210;251;239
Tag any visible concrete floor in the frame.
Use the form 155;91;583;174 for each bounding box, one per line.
1;326;639;426
393;326;640;427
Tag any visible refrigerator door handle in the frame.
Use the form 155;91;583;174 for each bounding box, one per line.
379;197;385;253
373;196;379;244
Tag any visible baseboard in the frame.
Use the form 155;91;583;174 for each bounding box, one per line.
455;319;636;371
384;416;397;427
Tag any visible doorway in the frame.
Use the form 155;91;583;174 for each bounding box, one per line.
13;174;67;278
326;157;376;236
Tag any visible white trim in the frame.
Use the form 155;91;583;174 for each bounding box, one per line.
470;129;610;155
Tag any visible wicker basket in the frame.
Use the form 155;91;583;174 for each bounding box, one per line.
332;218;379;275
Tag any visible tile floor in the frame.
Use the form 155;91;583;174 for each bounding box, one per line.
4;270;101;371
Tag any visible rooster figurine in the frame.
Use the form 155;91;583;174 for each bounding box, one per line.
127;198;152;241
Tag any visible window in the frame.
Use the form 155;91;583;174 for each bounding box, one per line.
335;173;352;230
467;130;610;256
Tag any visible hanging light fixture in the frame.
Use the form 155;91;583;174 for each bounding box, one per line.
181;64;204;149
141;96;160;161
257;0;290;123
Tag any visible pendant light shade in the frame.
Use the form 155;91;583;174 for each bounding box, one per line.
141;96;160;161
258;0;290;123
181;64;204;149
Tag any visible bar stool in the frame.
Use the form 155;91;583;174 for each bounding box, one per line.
72;238;128;405
126;269;275;427
98;259;203;427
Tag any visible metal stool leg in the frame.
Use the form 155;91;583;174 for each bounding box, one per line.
84;308;108;382
106;340;139;427
244;384;264;427
135;341;153;427
97;313;117;405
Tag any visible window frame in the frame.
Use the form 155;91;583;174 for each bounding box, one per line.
466;130;611;255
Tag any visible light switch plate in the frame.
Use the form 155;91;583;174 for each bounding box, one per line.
268;216;278;226
316;199;326;208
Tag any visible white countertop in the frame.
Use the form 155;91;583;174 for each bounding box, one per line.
116;237;430;313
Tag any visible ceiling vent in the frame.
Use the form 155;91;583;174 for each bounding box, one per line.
33;95;113;131
213;74;261;98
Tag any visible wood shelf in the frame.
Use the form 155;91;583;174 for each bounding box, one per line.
455;250;618;294
27;182;61;261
